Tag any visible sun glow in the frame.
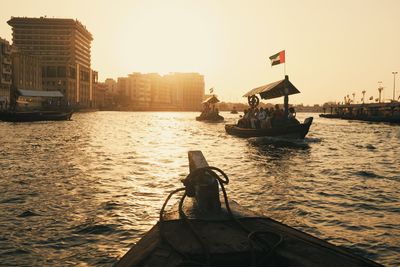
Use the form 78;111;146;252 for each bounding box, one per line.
106;2;224;76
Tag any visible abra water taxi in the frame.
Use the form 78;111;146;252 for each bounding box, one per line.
196;95;224;122
0;89;73;122
225;75;313;139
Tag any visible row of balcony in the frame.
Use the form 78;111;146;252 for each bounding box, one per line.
1;77;12;85
2;57;11;64
2;67;11;74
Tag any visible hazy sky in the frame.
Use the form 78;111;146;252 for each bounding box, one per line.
1;0;399;104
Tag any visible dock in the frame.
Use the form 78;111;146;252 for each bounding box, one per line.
320;102;400;123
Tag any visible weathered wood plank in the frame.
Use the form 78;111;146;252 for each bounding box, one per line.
188;150;209;171
187;150;221;213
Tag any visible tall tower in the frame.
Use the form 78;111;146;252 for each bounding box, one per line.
8;17;93;107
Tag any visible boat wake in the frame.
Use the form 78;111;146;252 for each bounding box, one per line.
248;136;311;148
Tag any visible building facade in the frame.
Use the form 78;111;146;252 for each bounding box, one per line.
164;72;204;111
104;78;117;94
127;72;151;109
0;38;12;110
114;72;205;110
11;48;42;91
8;17;93;108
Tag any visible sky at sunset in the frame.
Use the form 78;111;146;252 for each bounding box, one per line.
1;0;399;104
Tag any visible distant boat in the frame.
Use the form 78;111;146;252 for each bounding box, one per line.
225;75;313;139
0;89;73;122
197;95;224;122
230;106;238;114
0;110;73;122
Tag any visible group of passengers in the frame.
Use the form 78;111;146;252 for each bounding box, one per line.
199;103;220;119
237;104;298;129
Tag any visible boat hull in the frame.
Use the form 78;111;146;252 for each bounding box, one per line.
225;117;313;139
116;198;381;267
0;111;73;122
196;115;224;122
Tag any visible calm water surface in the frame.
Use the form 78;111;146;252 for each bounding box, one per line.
0;112;399;266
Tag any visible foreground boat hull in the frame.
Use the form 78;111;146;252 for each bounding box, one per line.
225;117;313;139
115;150;380;267
116;199;381;267
0;111;73;122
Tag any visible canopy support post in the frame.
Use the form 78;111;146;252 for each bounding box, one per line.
284;75;289;120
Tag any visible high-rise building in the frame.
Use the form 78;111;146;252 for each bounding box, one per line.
7;17;93;107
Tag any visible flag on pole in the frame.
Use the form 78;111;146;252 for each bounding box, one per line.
209;87;214;93
269;50;285;66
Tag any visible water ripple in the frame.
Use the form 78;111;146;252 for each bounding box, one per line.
0;112;399;266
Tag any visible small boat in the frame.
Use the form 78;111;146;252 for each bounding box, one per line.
0;110;73;122
115;151;381;267
225;75;313;139
319;113;340;119
225;117;313;138
197;94;224;122
230;107;238;114
0;89;73;122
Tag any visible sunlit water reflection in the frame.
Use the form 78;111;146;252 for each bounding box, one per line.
0;112;399;266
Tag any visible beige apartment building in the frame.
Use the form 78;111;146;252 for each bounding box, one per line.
8;17;93;108
127;72;151;109
104;78;117;94
0;38;12;110
164;72;205;111
115;72;204;110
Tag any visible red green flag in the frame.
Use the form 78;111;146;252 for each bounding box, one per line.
269;50;285;66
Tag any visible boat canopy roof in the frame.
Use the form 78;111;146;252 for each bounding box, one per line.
202;95;220;104
243;77;300;100
18;89;64;98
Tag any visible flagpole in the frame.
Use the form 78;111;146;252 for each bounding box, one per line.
284;62;286;77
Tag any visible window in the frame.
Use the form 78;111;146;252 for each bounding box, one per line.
46;66;57;77
57;66;66;77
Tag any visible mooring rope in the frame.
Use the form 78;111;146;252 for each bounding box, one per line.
159;166;283;267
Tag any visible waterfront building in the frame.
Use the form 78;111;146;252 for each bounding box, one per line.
164;72;204;111
93;82;107;109
7;17;93;108
104;78;117;94
11;47;42;91
0;38;12;110
127;72;151;109
145;73;172;109
115;72;204;110
116;77;129;107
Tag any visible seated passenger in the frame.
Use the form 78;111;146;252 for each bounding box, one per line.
238;109;248;128
258;107;266;128
250;108;259;129
288;107;300;124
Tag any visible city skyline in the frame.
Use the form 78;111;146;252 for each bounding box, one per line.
1;0;399;105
